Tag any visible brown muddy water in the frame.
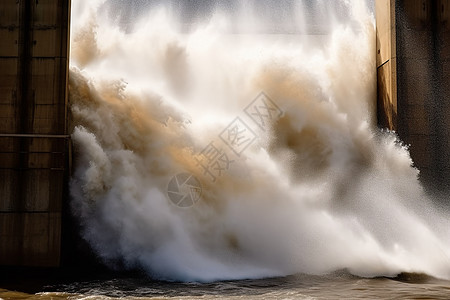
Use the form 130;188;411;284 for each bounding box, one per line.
1;271;450;299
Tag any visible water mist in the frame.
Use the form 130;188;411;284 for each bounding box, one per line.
69;0;450;282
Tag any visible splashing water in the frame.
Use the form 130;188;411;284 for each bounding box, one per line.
69;0;450;282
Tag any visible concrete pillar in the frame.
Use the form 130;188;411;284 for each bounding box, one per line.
376;0;450;195
0;0;70;267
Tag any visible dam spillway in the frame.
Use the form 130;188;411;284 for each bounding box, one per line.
0;0;449;268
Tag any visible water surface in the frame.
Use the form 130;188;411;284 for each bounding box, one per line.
2;272;450;299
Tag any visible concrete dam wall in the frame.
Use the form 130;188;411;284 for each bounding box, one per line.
376;0;450;194
0;0;70;267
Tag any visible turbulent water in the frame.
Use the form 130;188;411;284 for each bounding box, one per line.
3;272;450;299
66;0;450;285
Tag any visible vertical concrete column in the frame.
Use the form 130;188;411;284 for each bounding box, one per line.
376;0;450;195
376;0;397;130
437;0;450;193
0;0;70;267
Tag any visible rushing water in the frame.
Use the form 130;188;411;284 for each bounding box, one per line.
2;271;450;299
4;0;449;298
67;0;450;282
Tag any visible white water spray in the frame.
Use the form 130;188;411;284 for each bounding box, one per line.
69;0;450;282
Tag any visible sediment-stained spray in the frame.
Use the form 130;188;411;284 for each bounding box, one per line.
69;0;450;282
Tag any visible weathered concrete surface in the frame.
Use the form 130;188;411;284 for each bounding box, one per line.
376;0;450;194
0;0;70;267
